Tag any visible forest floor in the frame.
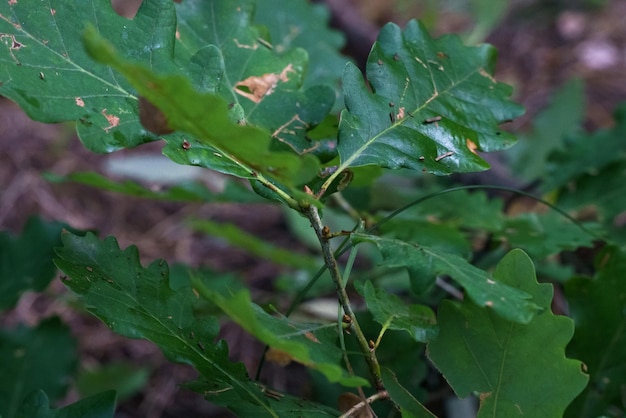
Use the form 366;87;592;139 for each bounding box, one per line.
1;0;625;416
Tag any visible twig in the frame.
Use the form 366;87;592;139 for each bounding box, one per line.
306;205;384;390
339;390;389;418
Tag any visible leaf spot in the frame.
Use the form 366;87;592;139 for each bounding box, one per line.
233;38;258;50
75;97;84;107
467;138;478;154
485;301;493;307
479;68;496;83
234;64;295;103
8;0;17;5
100;109;120;132
50;8;55;15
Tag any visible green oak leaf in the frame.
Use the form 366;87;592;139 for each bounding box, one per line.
192;279;368;388
174;0;336;155
428;249;588;417
17;390;116;418
0;318;77;418
254;0;347;99
0;217;68;310
565;246;626;418
351;233;540;323
82;25;320;186
361;281;437;343
53;232;312;416
338;20;523;175
0;0;178;152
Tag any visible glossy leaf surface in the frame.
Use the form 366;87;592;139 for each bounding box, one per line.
338;20;523;175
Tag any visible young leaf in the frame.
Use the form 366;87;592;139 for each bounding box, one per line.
428;249;588;417
0;318;77;418
174;0;336;155
0;0;178;152
53;232;300;416
191;279;368;388
351;233;540;323
17;390;116;418
361;281;437;343
565;246;626;418
338;20;523;176
0;217;68;310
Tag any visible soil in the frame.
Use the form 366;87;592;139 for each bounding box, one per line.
1;0;625;416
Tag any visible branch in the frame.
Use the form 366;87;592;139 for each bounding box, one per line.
339;390;389;418
306;205;384;390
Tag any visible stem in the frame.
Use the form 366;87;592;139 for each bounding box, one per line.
306;205;384;391
338;390;389;418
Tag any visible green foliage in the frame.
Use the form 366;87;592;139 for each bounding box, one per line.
0;318;77;418
16;390;116;418
428;250;588;417
0;217;69;310
1;0;619;416
565;246;626;418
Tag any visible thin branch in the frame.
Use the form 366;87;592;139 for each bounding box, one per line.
306;205;384;390
339;390;389;418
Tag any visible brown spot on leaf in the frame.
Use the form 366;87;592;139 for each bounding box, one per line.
101;109;120;132
75;97;84;107
467;138;478;154
479;68;496;83
234;64;295;103
8;0;17;5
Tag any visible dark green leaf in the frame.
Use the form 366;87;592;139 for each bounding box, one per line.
191;279;368;387
0;318;77;418
0;217;67;310
254;0;347;98
361;281;437;343
428;249;588;417
82;25;319;186
16;390;116;418
565;246;626;418
338;20;523;175
53;232;298;416
0;0;176;152
381;369;437;418
352;233;540;323
174;0;336;155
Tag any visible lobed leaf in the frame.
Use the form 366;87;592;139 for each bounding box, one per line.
428;250;588;417
338;20;523;176
174;0;336;155
53;232;317;416
352;233;540;323
565;246;626;418
0;0;177;152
